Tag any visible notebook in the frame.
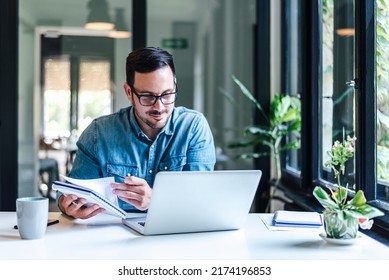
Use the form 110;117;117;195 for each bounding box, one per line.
52;179;128;218
272;210;323;228
122;170;262;235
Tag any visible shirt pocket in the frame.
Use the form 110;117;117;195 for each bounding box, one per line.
159;156;187;171
106;163;139;182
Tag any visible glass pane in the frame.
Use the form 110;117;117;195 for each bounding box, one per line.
43;57;71;138
78;59;112;132
148;0;257;171
285;0;302;174
321;0;355;187
376;0;389;202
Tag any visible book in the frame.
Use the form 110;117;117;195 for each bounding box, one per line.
272;210;323;228
52;176;127;219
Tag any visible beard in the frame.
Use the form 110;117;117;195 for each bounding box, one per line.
133;103;170;130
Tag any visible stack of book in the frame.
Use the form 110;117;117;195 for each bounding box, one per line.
272;210;323;228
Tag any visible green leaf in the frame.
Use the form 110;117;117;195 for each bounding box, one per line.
333;186;348;205
279;108;298;122
244;126;272;137
313;186;339;210
287;119;301;132
353;204;385;219
348;190;366;207
232;75;268;122
280;141;300;151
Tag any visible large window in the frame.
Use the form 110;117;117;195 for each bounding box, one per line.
321;0;355;188
41;36;114;140
283;0;303;175
282;0;388;233
43;57;71;138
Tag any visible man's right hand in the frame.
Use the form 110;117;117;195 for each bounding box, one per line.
58;194;105;219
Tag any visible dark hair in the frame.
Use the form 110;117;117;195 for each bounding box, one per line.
126;46;176;86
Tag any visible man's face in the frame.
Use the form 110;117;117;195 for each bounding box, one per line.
125;66;176;137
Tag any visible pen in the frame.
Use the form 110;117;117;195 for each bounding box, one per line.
14;219;59;230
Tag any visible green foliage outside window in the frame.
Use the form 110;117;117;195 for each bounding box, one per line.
377;0;389;182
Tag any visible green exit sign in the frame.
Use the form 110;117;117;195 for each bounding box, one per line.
161;38;188;49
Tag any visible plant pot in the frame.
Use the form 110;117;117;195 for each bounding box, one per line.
323;210;359;239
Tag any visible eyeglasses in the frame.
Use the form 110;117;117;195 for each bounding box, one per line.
130;85;178;106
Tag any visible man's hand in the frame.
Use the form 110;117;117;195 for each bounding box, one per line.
110;175;152;211
58;194;105;219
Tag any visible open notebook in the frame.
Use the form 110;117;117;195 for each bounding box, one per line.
122;170;262;235
52;176;127;218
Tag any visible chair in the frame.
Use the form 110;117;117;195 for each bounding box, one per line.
38;158;59;199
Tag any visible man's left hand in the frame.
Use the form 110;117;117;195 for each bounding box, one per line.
110;175;152;211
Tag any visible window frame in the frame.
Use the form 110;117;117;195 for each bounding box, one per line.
281;0;389;234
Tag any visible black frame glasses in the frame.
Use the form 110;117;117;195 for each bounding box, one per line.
130;85;178;106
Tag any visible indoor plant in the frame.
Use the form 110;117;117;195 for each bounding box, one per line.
313;135;384;239
227;75;301;182
226;75;301;212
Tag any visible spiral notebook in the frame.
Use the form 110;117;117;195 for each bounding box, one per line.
52;179;127;218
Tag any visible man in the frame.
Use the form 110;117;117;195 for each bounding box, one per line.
58;47;216;219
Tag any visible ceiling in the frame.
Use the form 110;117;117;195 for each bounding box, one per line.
19;0;204;31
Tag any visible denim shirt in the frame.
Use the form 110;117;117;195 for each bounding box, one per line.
68;106;216;211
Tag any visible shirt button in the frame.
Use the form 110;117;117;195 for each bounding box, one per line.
149;170;153;174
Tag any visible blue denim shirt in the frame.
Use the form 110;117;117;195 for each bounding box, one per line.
68;106;216;211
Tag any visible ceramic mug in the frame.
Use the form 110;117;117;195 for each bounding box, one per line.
16;197;49;240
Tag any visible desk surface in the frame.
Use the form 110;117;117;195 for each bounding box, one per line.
1;212;388;260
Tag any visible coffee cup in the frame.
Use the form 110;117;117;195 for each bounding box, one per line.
16;197;49;240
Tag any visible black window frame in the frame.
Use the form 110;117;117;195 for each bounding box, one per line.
281;0;389;240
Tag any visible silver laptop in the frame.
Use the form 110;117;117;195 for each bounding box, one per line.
122;170;262;235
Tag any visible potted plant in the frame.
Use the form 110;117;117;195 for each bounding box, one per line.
313;135;384;240
225;75;301;211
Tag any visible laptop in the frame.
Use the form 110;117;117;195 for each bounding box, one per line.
122;170;262;235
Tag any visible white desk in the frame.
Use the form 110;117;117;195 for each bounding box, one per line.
1;212;388;260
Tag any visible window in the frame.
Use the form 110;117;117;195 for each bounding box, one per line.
41;35;114;139
321;0;355;188
281;0;389;232
78;59;112;133
283;0;303;175
43;57;71;138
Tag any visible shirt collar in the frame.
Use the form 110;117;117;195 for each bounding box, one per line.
129;106;175;138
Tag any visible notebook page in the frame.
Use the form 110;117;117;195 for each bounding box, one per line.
61;175;118;206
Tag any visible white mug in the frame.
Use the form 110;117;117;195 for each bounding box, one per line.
16;197;49;240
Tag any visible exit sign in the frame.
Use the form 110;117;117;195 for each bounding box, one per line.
161;38;188;49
